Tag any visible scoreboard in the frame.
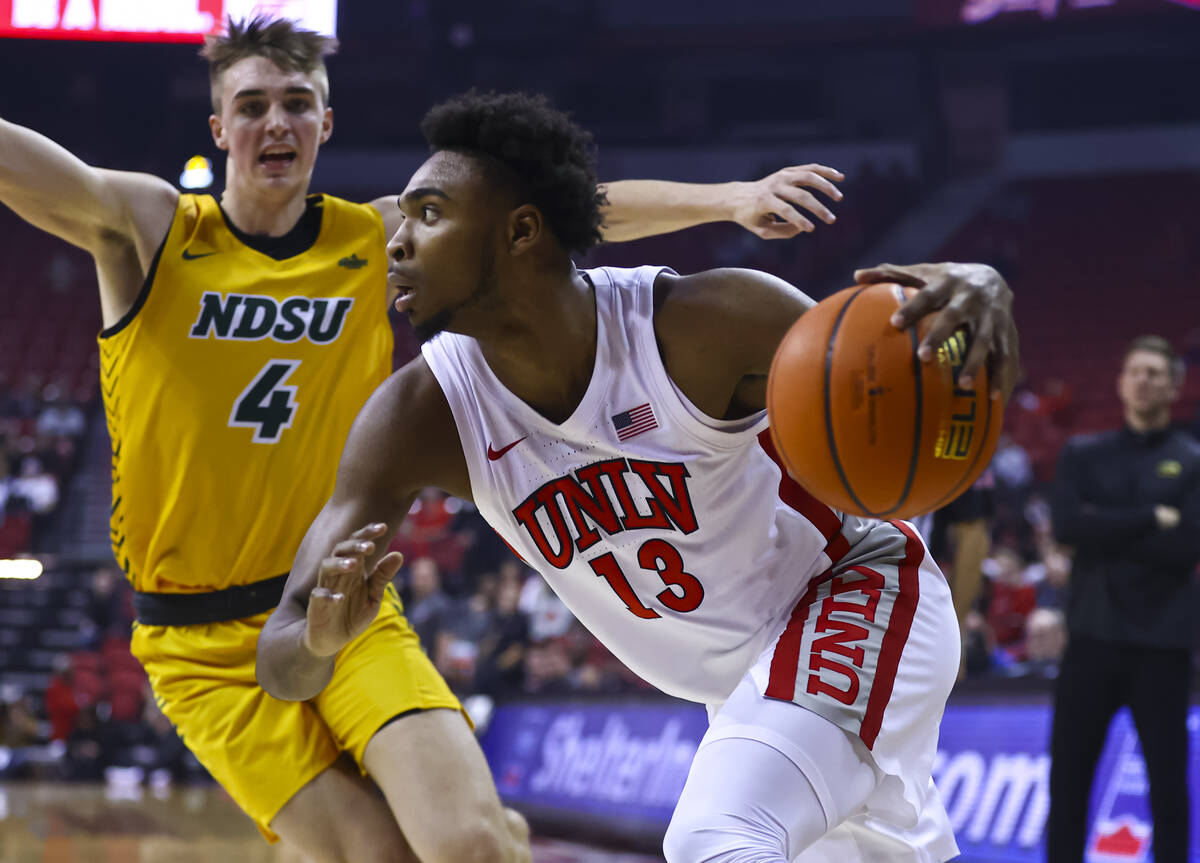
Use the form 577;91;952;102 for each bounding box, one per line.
0;0;336;42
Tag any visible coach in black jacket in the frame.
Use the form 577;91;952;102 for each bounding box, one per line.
1047;335;1200;863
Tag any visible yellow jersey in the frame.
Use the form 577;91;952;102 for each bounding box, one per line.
99;194;392;593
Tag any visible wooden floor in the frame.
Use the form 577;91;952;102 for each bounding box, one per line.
0;782;662;863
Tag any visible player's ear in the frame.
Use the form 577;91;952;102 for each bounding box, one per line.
319;106;333;145
209;114;228;151
508;204;542;256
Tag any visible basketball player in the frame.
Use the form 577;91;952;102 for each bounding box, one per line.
259;91;1019;863
0;18;850;863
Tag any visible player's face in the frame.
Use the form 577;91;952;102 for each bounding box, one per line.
387;152;509;342
209;56;332;198
1117;349;1178;417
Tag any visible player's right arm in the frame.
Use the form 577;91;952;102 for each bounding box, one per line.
0;117;178;324
256;357;470;702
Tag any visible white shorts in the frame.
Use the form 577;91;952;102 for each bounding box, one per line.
680;520;960;861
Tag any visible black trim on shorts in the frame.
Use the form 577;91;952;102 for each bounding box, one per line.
375;708;432;735
133;573;289;626
100;219;172;339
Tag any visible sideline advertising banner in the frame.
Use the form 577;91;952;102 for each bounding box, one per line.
481;699;1200;862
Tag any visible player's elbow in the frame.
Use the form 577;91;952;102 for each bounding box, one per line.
254;622;313;702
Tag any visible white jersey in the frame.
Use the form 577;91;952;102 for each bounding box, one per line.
422;265;905;705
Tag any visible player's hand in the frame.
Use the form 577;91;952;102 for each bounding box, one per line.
731;164;844;239
854;262;1019;401
303;523;403;658
1154;505;1181;530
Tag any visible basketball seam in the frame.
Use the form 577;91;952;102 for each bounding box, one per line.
824;287;878;517
877;321;923;518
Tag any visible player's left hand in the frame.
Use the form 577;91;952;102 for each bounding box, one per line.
303;523;404;658
853;262;1019;401
731;164;844;239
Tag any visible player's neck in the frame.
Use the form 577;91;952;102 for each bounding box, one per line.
219;181;310;237
475;268;597;425
1124;407;1170;434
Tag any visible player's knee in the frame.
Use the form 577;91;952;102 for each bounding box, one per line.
423;815;526;863
503;807;531;847
303;838;411;863
662;811;789;863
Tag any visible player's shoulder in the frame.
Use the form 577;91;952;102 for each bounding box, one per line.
350;354;464;488
1166;427;1200;461
318;193;385;226
1063;429;1119;455
652;267;813;362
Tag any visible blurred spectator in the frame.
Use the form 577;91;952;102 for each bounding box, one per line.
930;472;994;678
10;456;58;515
1021;608;1067;678
523;638;575;696
43;654;82;741
961;610;997;677
992;432;1034;492
80;566;130;647
1047;335;1199;863
0;684;43;747
35;384;85;438
1032;547;1071;611
983;547;1037;655
474;572;530;698
1;374;41;421
518;569;575;641
393;489;468;587
63;704;118;782
404;557;453;652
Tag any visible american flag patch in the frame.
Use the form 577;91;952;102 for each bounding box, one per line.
612;403;658;441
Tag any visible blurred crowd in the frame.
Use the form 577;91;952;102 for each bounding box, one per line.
0;374;91;556
0;566;205;787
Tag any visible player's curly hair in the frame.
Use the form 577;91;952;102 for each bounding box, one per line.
200;15;338;113
420;90;606;253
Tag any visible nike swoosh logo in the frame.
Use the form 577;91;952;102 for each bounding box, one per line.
487;436;527;461
182;249;217;260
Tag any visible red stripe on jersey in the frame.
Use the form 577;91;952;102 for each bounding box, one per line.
858;520;923;750
764;575;824;701
757;431;848;565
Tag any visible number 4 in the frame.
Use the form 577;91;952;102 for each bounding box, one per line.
230;360;300;443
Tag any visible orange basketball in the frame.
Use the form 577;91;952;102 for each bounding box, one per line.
766;283;1004;519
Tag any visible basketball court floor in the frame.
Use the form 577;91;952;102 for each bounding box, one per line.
0;783;662;863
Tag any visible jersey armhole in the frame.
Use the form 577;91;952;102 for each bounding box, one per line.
99;211;174;339
633;266;768;450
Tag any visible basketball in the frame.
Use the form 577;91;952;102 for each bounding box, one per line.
767;283;1004;519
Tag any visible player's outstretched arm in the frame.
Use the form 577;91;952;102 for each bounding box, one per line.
599;164;844;242
369;164;844;246
256;358;469;702
0;117;178;316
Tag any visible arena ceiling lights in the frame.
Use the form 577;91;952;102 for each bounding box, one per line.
0;0;337;42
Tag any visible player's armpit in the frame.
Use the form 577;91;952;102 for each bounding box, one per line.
0;118;177;256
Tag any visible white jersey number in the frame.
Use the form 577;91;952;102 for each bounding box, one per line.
229;360;300;443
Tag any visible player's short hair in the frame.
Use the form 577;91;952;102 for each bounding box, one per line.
420;90;606;253
200;15;338;113
1124;334;1184;384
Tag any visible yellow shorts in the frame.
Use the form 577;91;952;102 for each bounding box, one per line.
131;585;463;841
